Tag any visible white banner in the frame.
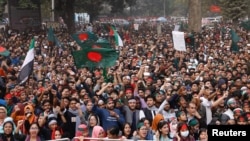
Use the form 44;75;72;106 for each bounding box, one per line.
134;24;139;30
172;31;186;51
174;25;180;31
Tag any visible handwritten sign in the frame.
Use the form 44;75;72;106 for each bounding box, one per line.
172;31;186;51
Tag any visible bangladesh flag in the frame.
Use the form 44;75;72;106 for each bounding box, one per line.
0;46;10;57
72;48;119;69
110;26;123;47
47;27;55;46
95;38;112;48
72;37;112;49
71;32;98;47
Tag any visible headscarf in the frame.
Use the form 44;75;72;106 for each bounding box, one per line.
24;104;36;124
151;114;164;131
75;124;88;137
15;103;25;115
91;126;104;140
22;105;36;134
11;103;25;126
51;128;63;140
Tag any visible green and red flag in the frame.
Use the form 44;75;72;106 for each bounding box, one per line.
75;39;112;49
95;38;112;48
0;46;10;57
72;48;119;69
110;26;123;47
47;27;56;46
47;27;64;48
71;32;98;47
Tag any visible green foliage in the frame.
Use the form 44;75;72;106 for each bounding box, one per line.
108;0;125;14
219;0;248;22
0;0;7;18
18;0;38;9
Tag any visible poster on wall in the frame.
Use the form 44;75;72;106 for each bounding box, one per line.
8;0;42;32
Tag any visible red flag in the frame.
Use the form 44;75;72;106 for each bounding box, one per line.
210;5;221;13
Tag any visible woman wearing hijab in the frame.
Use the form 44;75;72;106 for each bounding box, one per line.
0;120;16;141
74;124;90;141
151;114;164;133
11;103;25;126
91;126;105;141
21;104;37;134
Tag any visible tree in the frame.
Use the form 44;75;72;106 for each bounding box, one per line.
108;0;125;16
219;0;248;23
18;0;38;8
54;0;75;33
0;0;6;18
188;0;202;32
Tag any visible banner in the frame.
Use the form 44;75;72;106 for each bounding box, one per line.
172;31;186;51
174;25;180;31
134;24;139;30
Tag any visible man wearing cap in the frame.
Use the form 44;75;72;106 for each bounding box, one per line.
189;118;200;140
91;97;125;132
220;97;237;125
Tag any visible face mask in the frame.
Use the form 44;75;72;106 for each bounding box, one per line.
180;130;189;137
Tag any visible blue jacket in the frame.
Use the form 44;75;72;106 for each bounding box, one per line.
92;105;125;131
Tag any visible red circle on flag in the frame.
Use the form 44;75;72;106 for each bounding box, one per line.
0;46;6;52
78;33;88;41
87;52;102;62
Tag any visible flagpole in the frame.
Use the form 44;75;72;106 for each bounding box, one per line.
51;0;55;21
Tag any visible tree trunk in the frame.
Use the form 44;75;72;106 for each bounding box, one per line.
65;0;75;34
188;0;202;32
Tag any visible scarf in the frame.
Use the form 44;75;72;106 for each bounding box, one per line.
25;135;41;141
151;114;164;131
68;108;82;133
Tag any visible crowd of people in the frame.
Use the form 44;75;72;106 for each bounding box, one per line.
0;19;249;141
